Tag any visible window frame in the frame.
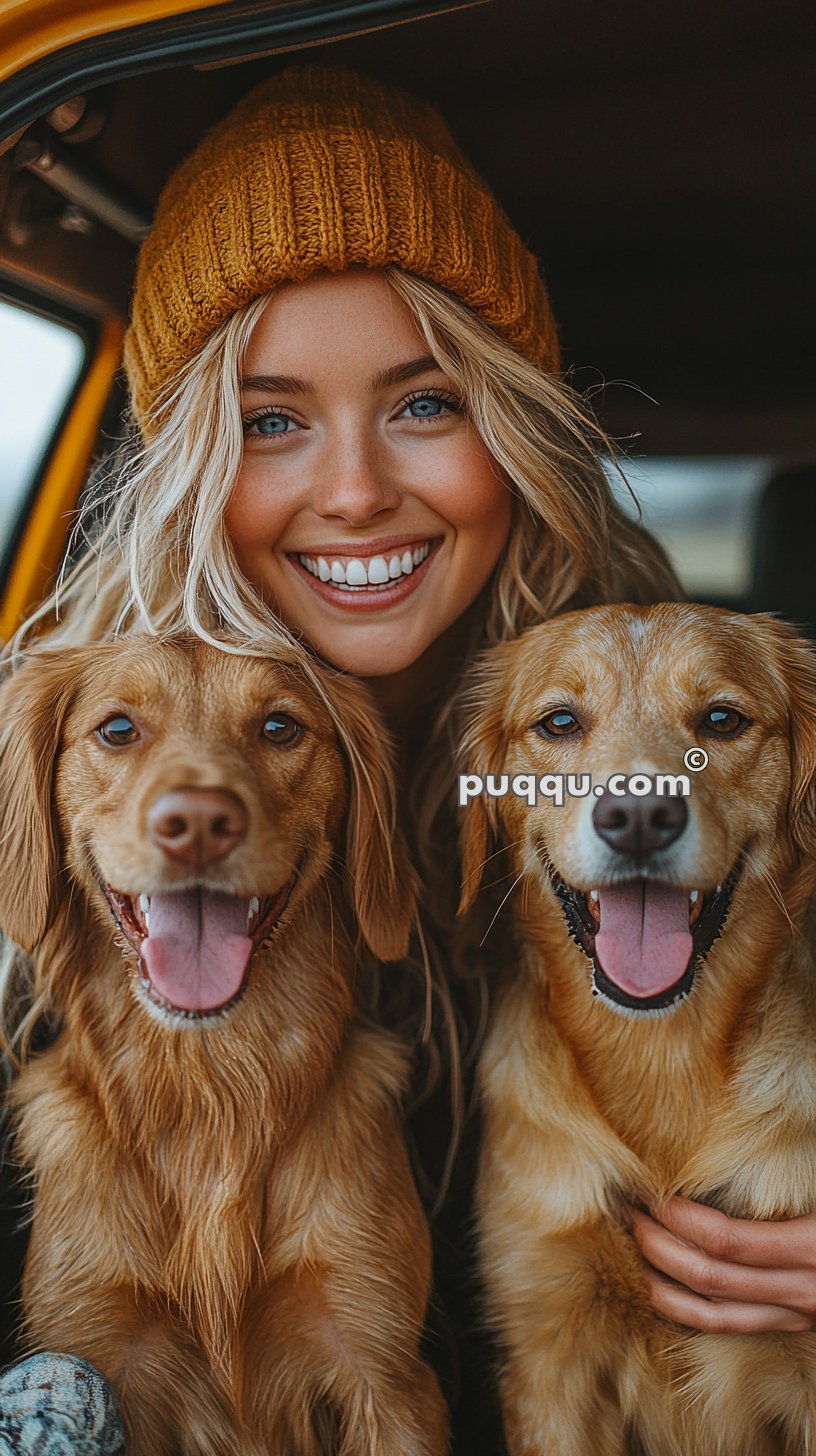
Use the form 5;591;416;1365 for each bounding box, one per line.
0;0;490;144
0;277;98;599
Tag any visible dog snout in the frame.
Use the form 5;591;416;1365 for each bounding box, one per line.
592;791;687;858
148;788;248;868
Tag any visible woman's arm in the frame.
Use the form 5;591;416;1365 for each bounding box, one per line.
630;1197;816;1332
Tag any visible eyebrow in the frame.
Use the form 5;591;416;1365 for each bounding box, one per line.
240;354;442;395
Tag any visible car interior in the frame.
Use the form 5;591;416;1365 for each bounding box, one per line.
0;0;814;1443
1;0;815;637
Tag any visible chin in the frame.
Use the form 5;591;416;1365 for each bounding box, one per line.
334;647;422;678
307;629;435;679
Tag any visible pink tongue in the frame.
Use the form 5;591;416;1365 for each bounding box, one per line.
594;882;693;999
141;890;252;1012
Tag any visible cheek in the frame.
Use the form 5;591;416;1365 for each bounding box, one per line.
715;748;788;842
224;467;291;561
308;758;347;846
427;450;513;603
438;447;512;536
56;757;120;879
56;746;105;826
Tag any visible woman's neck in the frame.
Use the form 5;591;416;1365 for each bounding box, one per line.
362;599;483;776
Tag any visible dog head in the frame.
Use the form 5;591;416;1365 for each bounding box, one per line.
457;604;816;1015
0;636;417;1024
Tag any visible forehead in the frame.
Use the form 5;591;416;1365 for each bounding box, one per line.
67;643;330;735
243;268;424;372
500;606;787;718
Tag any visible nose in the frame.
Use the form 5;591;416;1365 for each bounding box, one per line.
311;436;401;524
148;789;248;868
592;790;688;858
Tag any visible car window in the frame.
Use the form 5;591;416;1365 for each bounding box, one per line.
607;456;774;601
0;296;85;567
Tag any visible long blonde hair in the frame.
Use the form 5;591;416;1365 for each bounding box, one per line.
8;264;681;664
2;267;683;1190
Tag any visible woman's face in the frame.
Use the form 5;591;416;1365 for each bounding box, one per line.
224;268;512;677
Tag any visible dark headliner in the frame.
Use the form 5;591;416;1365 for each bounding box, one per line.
2;0;814;454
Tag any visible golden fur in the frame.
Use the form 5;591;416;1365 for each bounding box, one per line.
0;638;448;1456
458;603;816;1456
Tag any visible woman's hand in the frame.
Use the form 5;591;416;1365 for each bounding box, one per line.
629;1197;816;1332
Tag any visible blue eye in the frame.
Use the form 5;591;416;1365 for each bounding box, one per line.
402;388;462;421
408;396;444;417
262;713;301;745
97;714;139;746
244;410;295;438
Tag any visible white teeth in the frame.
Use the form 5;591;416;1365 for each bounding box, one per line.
367;555;389;584
345;559;367;585
590;889;599;902
715;884;722;895
689;890;699;903
144;912;150;931
297;540;432;588
247;895;260;930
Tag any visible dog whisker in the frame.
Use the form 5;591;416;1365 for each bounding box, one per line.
742;848;799;940
461;837;523;892
415;913;434;1049
478;858;532;949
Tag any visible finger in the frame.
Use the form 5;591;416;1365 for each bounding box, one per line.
630;1209;816;1313
642;1267;814;1334
647;1196;816;1270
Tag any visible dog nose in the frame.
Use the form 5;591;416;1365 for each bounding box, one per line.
592;790;687;857
148;789;248;867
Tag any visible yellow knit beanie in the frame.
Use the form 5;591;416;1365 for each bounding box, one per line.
124;63;560;426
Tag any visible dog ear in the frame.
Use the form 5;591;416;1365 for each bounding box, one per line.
754;616;816;859
458;797;493;917
782;639;816;860
327;675;419;962
456;657;507;918
0;650;80;950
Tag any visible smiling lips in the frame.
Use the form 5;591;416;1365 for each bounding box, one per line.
290;536;441;606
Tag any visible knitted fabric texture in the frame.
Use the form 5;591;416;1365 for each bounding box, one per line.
123;63;560;425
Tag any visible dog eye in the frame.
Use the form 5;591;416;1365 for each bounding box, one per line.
262;713;301;745
533;710;582;738
97;714;139;746
699;706;751;737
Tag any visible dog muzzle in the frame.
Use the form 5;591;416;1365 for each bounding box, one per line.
550;858;743;1012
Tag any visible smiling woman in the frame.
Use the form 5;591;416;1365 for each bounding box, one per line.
225;269;513;679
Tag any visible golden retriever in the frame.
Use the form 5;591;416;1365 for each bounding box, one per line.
0;636;448;1456
457;603;816;1456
